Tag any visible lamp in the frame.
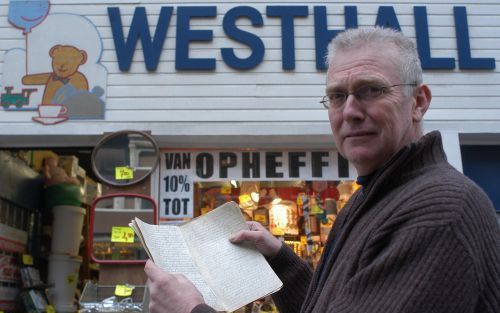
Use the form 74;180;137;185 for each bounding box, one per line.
269;200;298;236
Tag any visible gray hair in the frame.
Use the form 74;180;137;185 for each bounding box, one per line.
326;27;423;97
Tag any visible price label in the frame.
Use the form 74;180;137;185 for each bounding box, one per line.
115;284;134;297
238;194;252;204
46;305;55;313
220;185;232;194
115;166;134;180
254;214;267;224
111;226;135;243
311;204;324;215
300;236;307;245
296;195;303;205
67;274;76;285
22;254;33;266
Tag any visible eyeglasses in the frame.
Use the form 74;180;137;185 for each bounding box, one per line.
320;83;417;109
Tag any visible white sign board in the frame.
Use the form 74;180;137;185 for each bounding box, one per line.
159;150;356;220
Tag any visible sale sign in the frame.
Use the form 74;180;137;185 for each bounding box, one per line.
159;149;355;221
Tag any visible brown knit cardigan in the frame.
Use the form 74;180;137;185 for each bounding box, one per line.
193;131;500;313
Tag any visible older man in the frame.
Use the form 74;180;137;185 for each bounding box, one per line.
145;27;500;313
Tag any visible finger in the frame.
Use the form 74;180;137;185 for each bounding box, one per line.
144;259;163;281
229;229;263;243
246;221;264;231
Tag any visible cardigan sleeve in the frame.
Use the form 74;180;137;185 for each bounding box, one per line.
191;303;217;313
268;243;314;313
327;225;481;313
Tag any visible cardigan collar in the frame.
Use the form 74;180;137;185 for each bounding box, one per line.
362;130;448;201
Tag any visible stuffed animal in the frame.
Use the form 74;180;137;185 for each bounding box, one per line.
42;157;80;186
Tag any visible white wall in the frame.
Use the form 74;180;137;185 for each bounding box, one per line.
0;0;499;148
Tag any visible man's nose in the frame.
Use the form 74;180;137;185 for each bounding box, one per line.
342;94;365;122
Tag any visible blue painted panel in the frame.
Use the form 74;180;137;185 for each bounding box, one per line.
461;145;500;211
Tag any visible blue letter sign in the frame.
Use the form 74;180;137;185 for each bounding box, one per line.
222;6;265;70
108;6;172;71
267;6;309;70
176;6;217;70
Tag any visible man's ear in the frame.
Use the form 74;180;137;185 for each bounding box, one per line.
412;84;431;123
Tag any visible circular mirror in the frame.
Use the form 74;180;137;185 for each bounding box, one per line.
92;130;160;186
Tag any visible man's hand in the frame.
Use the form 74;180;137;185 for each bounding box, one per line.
229;221;282;258
145;260;204;313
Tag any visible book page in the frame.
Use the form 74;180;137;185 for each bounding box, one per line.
131;219;221;310
179;202;282;311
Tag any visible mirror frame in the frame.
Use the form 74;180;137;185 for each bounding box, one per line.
88;193;157;264
91;130;160;187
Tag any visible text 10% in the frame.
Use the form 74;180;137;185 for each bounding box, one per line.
164;175;190;192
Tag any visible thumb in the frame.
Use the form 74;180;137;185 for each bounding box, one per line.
144;259;162;281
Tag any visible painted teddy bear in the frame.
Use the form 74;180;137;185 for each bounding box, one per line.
22;44;89;104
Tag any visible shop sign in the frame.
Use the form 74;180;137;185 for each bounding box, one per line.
108;5;496;71
159;150;355;219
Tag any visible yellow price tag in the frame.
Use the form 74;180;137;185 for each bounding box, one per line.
111;226;135;243
296;195;303;205
238;194;251;204
46;305;55;313
300;236;307;245
67;274;76;285
254;214;266;223
115;284;134;297
220;185;232;194
311;204;324;215
22;254;33;266
115;166;134;180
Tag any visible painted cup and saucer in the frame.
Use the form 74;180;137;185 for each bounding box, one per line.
32;104;69;125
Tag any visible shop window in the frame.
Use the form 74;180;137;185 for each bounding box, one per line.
169;179;359;268
159;149;359;267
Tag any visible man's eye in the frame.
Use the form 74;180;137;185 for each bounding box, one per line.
329;93;346;102
358;85;384;98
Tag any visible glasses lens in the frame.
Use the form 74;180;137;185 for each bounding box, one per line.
357;85;385;101
330;92;347;107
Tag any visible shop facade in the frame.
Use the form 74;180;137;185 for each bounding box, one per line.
0;0;499;311
1;0;499;202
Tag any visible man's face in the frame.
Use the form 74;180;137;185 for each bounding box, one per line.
326;44;418;175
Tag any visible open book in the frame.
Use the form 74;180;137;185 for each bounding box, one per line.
129;201;283;312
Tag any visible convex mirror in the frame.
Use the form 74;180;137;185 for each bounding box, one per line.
89;193;157;264
92;130;160;186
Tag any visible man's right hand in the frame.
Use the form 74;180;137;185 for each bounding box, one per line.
229;221;282;258
145;260;204;313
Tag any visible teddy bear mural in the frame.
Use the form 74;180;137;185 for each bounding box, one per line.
22;44;105;120
23;44;89;104
2;7;107;120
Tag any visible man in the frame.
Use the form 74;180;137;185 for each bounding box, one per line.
145;27;500;313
